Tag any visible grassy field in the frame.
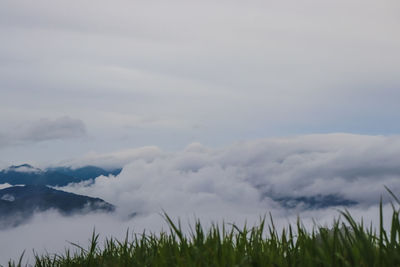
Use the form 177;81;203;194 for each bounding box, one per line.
8;191;400;266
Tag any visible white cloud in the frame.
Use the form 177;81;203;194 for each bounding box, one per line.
58;146;164;169
2;134;400;264
0;183;13;190
61;134;400;209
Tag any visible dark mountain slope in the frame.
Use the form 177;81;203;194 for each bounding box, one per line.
0;185;115;228
273;194;357;209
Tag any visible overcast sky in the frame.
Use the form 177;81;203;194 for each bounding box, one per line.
1;0;400;164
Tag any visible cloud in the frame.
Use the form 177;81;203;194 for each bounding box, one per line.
0;183;13;190
21;116;86;142
0;116;86;149
0;198;395;265
2;134;400;264
61;134;400;210
57;146;164;169
1;0;400;163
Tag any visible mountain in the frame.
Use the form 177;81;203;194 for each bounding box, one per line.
273;194;357;209
0;185;115;228
0;164;122;186
47;166;122;180
0;164;80;186
5;164;41;173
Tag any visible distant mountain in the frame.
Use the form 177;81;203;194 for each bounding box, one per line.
273;194;357;209
0;164;79;186
0;164;122;186
0;185;115;228
47;166;122;180
5;164;41;173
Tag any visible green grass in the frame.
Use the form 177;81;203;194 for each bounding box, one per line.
7;191;400;266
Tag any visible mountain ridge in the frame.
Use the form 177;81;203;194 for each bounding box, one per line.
0;164;122;186
0;185;115;229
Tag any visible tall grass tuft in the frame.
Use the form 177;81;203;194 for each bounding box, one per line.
7;197;400;266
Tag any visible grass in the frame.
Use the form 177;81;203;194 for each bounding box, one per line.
7;191;400;266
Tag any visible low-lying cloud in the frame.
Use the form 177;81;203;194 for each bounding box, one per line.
2;134;400;264
59;146;164;170
62;133;400;210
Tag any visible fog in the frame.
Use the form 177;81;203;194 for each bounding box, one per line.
1;204;395;265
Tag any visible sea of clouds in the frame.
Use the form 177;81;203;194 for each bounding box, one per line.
1;133;400;264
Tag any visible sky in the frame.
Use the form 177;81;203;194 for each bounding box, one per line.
0;0;400;165
1;0;400;264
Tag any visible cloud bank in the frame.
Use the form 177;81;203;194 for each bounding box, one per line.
2;134;400;264
62;133;400;210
